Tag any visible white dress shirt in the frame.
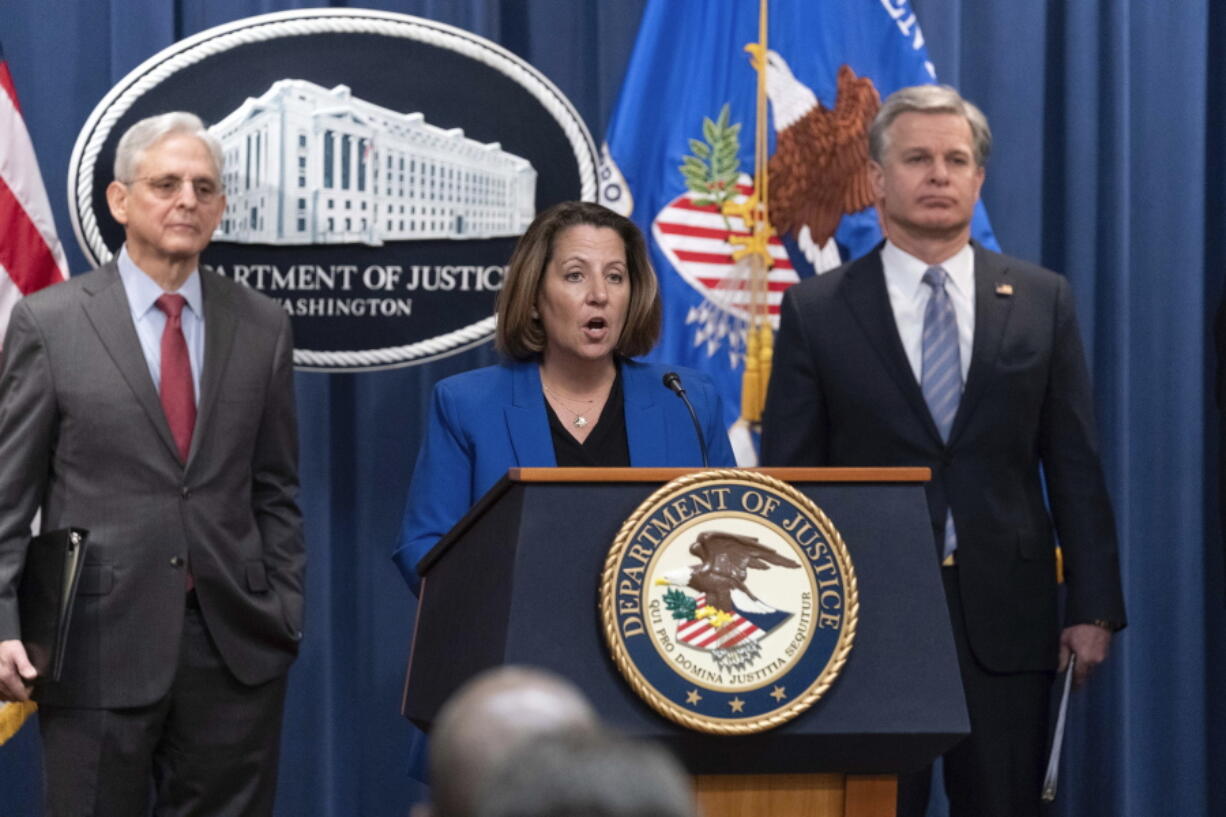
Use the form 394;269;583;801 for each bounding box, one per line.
881;240;975;385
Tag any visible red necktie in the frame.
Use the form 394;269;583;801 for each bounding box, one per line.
155;294;196;462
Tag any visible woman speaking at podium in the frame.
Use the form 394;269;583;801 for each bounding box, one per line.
394;201;736;590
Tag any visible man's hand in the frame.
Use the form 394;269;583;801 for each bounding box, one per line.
1059;624;1112;688
0;640;37;702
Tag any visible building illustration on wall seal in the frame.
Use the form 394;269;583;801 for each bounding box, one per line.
208;79;538;246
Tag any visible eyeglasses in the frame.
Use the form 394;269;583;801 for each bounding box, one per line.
130;176;222;203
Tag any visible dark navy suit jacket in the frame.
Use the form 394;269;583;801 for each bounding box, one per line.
394;358;735;590
761;243;1126;673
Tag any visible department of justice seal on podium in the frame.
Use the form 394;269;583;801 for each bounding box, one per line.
600;471;857;734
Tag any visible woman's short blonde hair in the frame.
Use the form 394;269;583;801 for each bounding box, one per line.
495;201;661;360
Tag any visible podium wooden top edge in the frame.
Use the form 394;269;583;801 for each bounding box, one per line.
506;466;931;483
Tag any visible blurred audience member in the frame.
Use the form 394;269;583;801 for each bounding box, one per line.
422;665;599;817
475;730;695;817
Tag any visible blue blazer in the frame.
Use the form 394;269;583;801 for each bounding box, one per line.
394;358;735;589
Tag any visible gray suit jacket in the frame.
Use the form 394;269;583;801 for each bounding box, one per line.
0;260;304;708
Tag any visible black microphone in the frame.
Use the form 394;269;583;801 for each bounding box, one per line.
662;372;709;468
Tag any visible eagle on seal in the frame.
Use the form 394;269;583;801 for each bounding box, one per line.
664;531;802;614
763;52;881;272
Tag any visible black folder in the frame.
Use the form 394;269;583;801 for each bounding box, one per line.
18;528;89;683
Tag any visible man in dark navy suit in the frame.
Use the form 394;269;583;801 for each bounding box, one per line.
761;85;1126;817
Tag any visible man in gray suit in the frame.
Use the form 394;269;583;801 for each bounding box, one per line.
0;112;304;816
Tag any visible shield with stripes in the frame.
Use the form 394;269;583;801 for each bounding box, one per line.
651;174;798;339
670;591;794;672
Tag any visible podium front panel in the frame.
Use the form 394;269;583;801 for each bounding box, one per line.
406;477;968;774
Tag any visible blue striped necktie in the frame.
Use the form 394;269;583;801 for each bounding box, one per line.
921;265;962;559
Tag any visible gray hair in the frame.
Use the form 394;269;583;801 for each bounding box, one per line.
474;731;696;817
429;666;599;817
112;112;224;182
869;84;992;167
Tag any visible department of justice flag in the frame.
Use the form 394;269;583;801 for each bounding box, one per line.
600;0;998;463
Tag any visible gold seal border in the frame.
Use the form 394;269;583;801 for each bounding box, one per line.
599;469;859;735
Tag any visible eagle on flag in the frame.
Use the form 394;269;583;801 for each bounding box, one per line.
763;54;881;273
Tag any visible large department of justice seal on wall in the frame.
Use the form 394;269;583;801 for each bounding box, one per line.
68;9;597;371
600;471;857;734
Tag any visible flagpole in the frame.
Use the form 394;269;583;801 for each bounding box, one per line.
728;0;775;428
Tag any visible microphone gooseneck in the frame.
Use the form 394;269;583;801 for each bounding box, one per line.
662;372;709;468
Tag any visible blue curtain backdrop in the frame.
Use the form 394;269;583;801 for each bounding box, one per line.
1;2;1222;816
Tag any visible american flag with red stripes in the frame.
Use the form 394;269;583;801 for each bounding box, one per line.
675;593;768;652
0;41;69;352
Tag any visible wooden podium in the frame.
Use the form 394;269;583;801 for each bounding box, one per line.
403;468;968;817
